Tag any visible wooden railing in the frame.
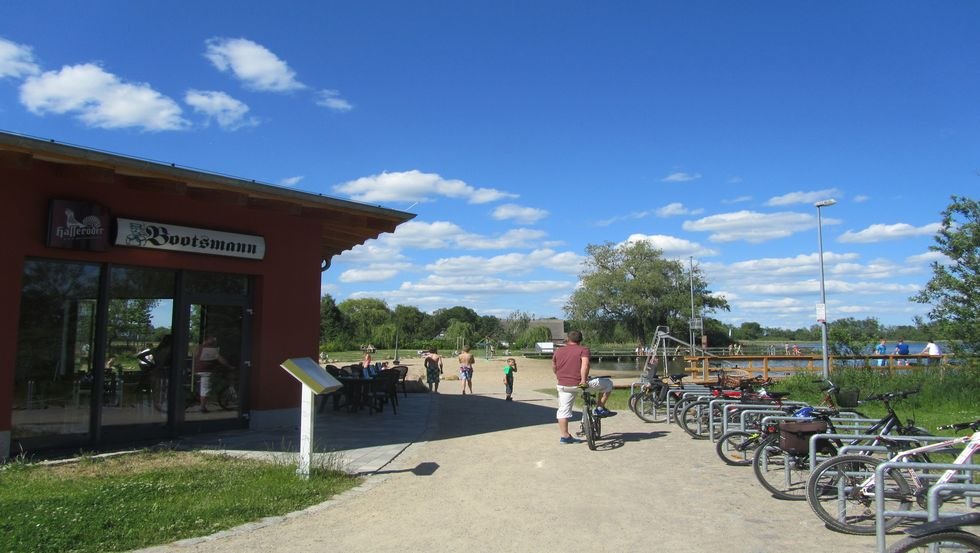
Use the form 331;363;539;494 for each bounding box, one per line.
682;353;950;381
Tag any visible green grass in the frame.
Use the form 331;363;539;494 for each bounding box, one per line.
774;366;980;430
0;449;360;553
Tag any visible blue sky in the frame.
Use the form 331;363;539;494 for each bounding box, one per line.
2;2;977;329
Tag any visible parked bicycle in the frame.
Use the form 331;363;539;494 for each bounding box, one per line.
753;389;928;501
630;370;688;423
716;378;861;466
805;418;980;535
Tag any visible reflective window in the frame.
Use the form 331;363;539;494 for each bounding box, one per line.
13;259;101;440
103;266;176;427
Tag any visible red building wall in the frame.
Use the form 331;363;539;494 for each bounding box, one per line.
1;161;323;431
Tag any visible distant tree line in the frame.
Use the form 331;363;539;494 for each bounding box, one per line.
320;196;977;357
319;297;559;354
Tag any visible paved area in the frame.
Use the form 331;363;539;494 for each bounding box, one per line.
137;369;884;553
174;391;433;475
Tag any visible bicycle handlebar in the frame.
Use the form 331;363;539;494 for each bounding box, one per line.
937;419;980;432
863;389;919;402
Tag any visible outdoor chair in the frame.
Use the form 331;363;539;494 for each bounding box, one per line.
393;365;409;397
318;365;346;413
367;369;400;415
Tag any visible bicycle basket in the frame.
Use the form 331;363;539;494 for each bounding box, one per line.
835;389;860;408
778;420;828;454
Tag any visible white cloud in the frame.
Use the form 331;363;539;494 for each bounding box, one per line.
765;188;841;206
0;37;40;79
655;202;703;217
622;234;719;257
334;170;517;205
316;89;353;112
594;210;651;227
683;210;838;243
661;171;702;182
336;241;409;264
425;248;585;276
491;204;548;224
20;63;187;131
905;250;951;266
722;195;752;204
397;274;573;295
279;175;304;187
838;222;941;243
740;279;919;295
338;267;399;283
853;195;870;203
184;89;256;129
464;228;548;249
384;220;466;249
204;37;304;92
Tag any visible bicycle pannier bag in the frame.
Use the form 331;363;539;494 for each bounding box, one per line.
778;420;828;454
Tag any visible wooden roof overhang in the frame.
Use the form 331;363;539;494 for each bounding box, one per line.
0;131;415;267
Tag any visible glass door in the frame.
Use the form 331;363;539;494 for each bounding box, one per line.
183;304;246;422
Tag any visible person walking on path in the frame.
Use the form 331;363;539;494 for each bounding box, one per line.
502;357;517;401
552;330;614;444
457;346;475;395
424;348;443;393
874;339;887;367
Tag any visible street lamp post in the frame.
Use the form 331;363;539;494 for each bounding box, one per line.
815;198;837;379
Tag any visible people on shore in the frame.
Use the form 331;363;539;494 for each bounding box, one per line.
921;339;942;365
458;345;475;395
424;348;443;393
503;357;517;401
894;338;911;366
552;330;614;444
875;339;887;367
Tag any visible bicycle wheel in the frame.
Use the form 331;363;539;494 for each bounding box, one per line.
632;391;668;423
886;530;980;553
628;391;641;411
672;396;696;427
581;407;597;450
679;401;713;440
806;454;912;535
752;435;809;500
715;430;759;466
217;385;238;410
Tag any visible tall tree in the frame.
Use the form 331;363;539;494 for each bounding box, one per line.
911;195;980;353
392;304;428;346
337;298;391;346
564;241;729;344
320;294;352;350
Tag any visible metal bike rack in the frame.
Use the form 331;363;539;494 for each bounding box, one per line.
874;462;980;552
807;433;960;469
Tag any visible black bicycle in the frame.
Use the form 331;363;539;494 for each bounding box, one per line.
630;370;687;423
578;383;602;451
752;389;928;501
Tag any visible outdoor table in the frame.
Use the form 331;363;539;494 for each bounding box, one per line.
337;376;376;413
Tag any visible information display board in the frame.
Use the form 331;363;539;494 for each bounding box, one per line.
280;357;342;394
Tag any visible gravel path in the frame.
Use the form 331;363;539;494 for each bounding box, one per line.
139;357;879;553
